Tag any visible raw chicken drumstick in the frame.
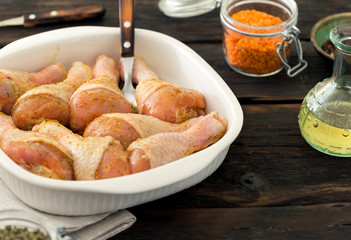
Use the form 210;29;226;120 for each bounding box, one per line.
120;56;206;123
69;55;133;134
0;113;74;180
0;64;67;114
84;112;204;149
32;120;131;180
127;111;227;173
11;62;93;130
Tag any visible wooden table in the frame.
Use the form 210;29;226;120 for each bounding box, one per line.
2;0;351;239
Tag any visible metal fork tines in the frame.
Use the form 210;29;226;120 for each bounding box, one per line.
121;56;136;106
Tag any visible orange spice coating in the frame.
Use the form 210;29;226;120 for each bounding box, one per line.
224;9;291;75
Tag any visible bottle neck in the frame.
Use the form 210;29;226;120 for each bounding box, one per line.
330;24;351;84
331;47;351;84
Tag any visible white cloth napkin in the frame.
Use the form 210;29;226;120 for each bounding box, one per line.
0;179;136;240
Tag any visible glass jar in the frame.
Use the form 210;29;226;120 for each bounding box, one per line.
158;0;307;77
298;24;351;157
0;209;71;240
220;0;307;77
158;0;221;18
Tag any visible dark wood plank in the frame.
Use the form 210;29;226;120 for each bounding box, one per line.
118;104;351;210
136;0;351;42
139;0;351;43
0;0;116;46
114;104;351;239
117;203;351;240
1;0;350;45
188;41;333;102
0;0;340;103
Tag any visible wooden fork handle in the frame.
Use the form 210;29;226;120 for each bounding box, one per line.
24;5;105;27
119;0;135;57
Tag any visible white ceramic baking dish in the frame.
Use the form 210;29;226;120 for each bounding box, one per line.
0;26;243;216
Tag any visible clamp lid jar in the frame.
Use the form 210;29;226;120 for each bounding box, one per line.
220;0;307;77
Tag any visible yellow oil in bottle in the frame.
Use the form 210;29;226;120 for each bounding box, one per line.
298;100;351;156
298;24;351;157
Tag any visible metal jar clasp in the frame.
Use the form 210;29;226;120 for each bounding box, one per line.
277;26;308;77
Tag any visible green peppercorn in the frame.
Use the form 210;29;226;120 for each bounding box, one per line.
0;225;49;240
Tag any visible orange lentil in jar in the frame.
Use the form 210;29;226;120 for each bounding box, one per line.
224;9;291;75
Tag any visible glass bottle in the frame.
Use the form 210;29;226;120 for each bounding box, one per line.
298;24;351;156
158;0;221;18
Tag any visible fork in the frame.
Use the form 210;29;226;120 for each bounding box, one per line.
119;0;137;108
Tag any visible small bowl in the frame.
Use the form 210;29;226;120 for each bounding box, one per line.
311;12;351;61
0;209;65;239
